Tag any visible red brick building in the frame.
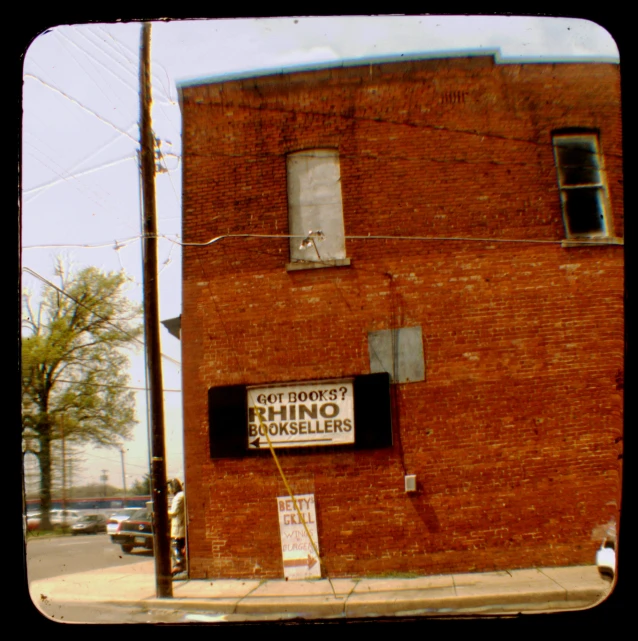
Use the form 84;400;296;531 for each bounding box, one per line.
178;54;623;580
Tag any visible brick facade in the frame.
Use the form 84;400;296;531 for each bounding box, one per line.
178;55;623;579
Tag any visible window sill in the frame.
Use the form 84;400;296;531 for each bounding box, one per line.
286;258;351;272
561;237;624;248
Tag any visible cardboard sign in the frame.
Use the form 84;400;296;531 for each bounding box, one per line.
277;494;320;580
247;379;354;449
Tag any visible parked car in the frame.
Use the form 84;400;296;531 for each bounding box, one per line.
50;510;82;528
71;514;107;535
596;538;616;579
106;508;140;541
25;510;81;530
26;513;41;531
112;508;153;554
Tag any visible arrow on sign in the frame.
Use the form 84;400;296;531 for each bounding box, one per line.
283;555;317;570
250;437;334;449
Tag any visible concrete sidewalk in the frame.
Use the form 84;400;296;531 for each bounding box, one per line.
28;561;615;622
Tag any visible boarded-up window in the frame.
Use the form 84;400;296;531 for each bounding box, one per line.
287;149;347;266
552;133;610;238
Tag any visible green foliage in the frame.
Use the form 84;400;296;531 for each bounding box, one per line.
131;473;152;495
22;260;143;529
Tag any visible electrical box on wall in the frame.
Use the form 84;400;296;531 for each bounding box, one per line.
405;475;417;492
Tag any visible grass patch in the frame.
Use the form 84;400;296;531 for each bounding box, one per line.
26;528;72;540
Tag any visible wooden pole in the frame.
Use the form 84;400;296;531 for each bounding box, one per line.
120;447;127;506
61;415;66;527
139;21;172;598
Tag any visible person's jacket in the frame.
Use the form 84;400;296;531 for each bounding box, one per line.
168;490;185;538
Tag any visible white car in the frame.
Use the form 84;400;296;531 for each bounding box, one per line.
596;538;616;579
27;509;81;529
50;510;82;527
106;508;140;540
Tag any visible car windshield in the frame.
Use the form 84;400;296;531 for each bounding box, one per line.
79;515;98;522
130;508;149;521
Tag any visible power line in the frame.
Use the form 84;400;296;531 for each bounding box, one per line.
23;134;119;212
23;237;140;251
55;29;130;110
176;232;565;248
23;229;625;255
23;155;137;196
94;24;176;105
24;74;139;144
70;28;145;101
76;450;151;472
55;378;181;393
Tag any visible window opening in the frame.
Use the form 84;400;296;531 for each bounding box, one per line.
287;149;347;267
552;133;610;238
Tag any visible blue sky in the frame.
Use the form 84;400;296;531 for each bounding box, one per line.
20;15;620;491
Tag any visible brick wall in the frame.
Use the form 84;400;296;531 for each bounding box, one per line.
179;55;623;579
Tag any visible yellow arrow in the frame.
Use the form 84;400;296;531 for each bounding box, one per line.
283;555;317;569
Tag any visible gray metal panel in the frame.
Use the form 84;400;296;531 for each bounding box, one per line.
368;329;394;378
397;326;425;383
368;326;425;383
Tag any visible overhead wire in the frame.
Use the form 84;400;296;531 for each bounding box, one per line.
24;74;139;144
54;378;181;393
24;229;619;256
94;24;176;105
23;155;137;199
55;29;129;109
72;27;149;100
23;133;120;212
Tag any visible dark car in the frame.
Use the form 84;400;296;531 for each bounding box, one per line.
112;508;153;554
71;514;107;535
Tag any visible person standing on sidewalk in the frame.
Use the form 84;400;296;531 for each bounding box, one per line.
168;479;186;576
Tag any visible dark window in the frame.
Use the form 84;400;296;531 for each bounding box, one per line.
553;134;609;238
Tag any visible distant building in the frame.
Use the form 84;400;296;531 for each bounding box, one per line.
178;54;623;579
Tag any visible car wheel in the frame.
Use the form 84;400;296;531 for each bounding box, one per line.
598;567;614;580
121;544;134;554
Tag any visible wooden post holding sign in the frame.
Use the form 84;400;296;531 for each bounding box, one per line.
277;494;321;580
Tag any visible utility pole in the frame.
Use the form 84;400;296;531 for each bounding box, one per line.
120;447;127;507
101;470;108;497
139;21;172;599
61;415;66;526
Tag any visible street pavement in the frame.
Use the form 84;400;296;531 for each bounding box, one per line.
28;560;615;623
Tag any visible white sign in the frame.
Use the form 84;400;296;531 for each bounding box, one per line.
277;494;321;580
247;379;354;449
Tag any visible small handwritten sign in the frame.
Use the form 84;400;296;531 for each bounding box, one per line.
277;493;321;580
